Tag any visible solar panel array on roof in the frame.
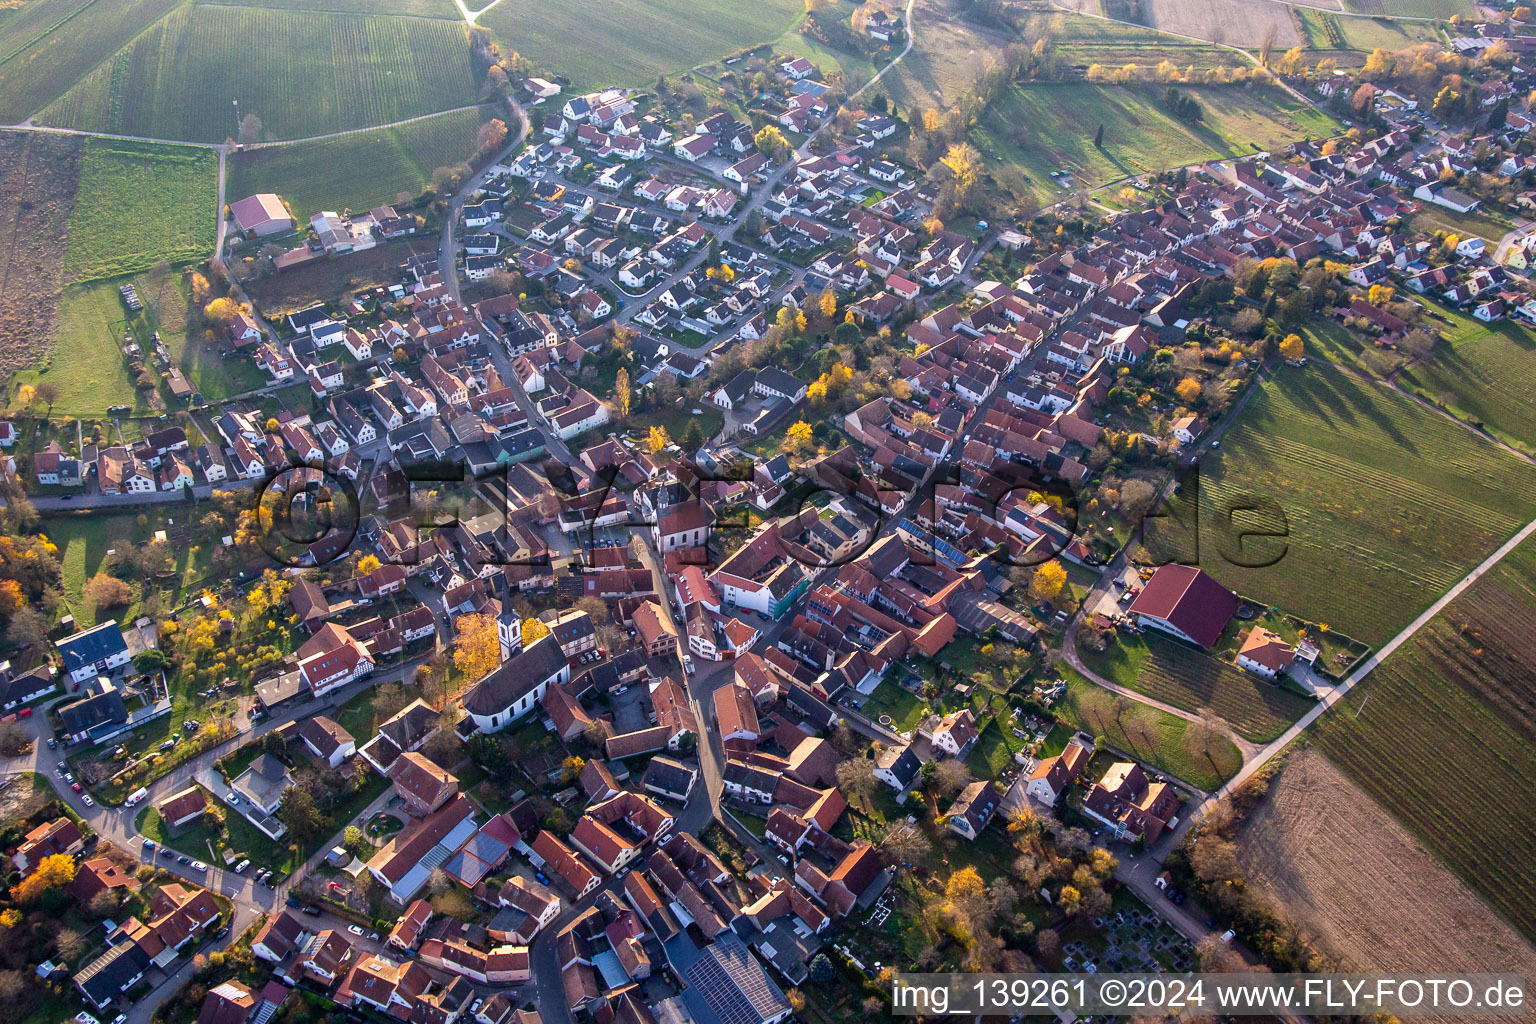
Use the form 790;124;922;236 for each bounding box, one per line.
683;933;789;1024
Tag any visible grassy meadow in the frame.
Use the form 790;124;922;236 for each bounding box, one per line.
1315;535;1536;940
39;5;477;142
1077;632;1315;743
63;140;217;283
1194;361;1536;647
1396;305;1536;455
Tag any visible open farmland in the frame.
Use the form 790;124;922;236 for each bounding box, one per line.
1345;0;1472;16
199;0;457;14
1311;536;1536;939
871;0;1010;111
1144;0;1301;46
63;140;217;283
228;106;490;221
0;0;182;123
1052;12;1234;71
1195;361;1536;646
479;0;803;94
1078;633;1314;742
974;83;1338;206
38;5;477;142
0;130;79;392
1239;749;1536;995
1395;306;1536;455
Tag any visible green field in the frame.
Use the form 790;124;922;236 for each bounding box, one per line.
1315;536;1536;940
974;83;1340;205
1397;306;1536;455
479;0;803;94
15;280;145;416
1057;668;1243;791
39;5;476;142
0;0;183;123
1193;361;1536;647
1078;633;1314;743
63;139;216;283
228;106;489;220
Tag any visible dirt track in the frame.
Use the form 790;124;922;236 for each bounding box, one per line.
1239;748;1536;1022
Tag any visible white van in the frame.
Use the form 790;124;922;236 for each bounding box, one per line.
124;787;149;807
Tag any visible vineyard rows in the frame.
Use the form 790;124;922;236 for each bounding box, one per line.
38;5;476;142
1197;362;1536;645
1316;541;1536;939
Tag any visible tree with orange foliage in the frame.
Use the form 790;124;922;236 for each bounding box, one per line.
451;614;501;684
10;853;76;905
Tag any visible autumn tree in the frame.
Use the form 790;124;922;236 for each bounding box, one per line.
786;420;814;454
647;425;670;453
818;289;837;321
522;617;551;643
478;118;510;154
204;296;240;324
938;143;981;210
1279;333;1304;361
941;866;995;943
357;554;382;574
615;367;631;420
1031;561;1068;603
10;853;77;904
1174;376;1202;405
452;613;502;683
754;124;790;160
83;572;131;611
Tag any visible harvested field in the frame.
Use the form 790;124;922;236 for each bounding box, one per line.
38;5;477;142
1144;0;1301;46
1193;361;1536;646
0;130;80;391
1239;749;1536;989
199;0;457;14
1312;536;1536;940
240;238;434;317
1053;12;1234;71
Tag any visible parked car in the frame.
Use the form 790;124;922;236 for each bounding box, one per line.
142;839;155;851
81;795;93;807
347;925;365;936
233;859;250;873
70;782;82;793
45;737;55;749
190;861;208;872
301;905;322;916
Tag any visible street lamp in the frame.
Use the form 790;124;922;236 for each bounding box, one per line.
233;99;240;139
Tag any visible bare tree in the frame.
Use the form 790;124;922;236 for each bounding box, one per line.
238;114;263;144
835;757;879;806
931;758;971;798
